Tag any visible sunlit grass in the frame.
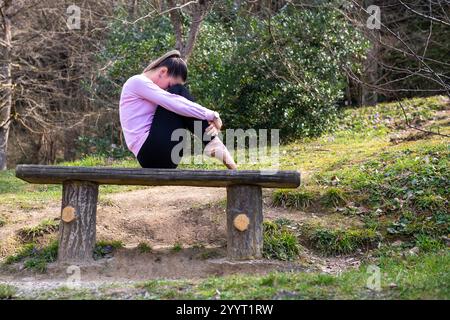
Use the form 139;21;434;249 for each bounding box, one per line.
134;250;449;300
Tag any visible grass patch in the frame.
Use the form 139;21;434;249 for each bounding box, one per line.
0;169;29;194
0;284;16;299
3;239;125;269
303;225;382;256
137;242;152;253
263;219;301;260
414;234;446;253
272;188;316;209
93;240;124;260
311;142;449;244
336;95;448;134
0;155;146;207
171;243;183;253
137;250;449;299
16;218;59;243
198;250;221;260
57;155;138;168
4;240;58;273
386;210;449;239
29;285;99;300
321;187;348;207
0;215;6;227
317;143;449;211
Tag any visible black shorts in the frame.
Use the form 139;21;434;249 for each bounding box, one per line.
136;84;218;168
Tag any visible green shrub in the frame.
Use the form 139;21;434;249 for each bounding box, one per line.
75;135;132;160
99;2;368;142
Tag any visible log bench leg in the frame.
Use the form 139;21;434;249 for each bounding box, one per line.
226;185;263;260
58;180;99;264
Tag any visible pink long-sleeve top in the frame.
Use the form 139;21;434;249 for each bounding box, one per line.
119;74;216;157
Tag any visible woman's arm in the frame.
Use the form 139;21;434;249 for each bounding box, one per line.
132;75;217;121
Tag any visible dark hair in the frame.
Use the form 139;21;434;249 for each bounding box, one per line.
154;57;188;83
143;50;188;82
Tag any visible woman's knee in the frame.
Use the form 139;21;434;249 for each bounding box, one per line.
167;84;183;95
167;84;195;102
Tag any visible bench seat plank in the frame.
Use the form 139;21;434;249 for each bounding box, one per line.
15;165;300;188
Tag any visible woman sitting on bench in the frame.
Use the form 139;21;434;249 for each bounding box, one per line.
119;49;237;170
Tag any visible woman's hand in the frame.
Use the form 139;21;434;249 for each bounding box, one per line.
206;112;222;136
206;120;221;136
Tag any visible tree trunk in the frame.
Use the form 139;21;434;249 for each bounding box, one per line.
0;124;10;170
128;0;138;19
58;180;99;264
63;128;78;161
0;5;13;170
166;0;212;62
38;131;57;164
361;0;379;106
361;40;379;106
226;185;263;260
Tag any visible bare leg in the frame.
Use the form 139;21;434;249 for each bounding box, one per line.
167;84;238;170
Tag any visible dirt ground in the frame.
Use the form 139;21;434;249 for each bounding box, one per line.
0;185;363;297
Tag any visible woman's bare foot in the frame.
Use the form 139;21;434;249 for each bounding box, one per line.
204;136;237;170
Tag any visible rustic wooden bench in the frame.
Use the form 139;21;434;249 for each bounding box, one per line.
15;165;300;264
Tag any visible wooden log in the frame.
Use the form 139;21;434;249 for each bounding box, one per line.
58;180;99;264
61;206;76;223
233;214;250;232
15;165;301;189
226;185;263;260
